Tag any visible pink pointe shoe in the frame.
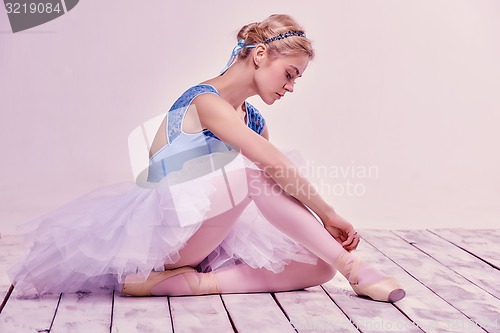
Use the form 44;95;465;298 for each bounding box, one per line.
334;252;406;302
121;266;219;296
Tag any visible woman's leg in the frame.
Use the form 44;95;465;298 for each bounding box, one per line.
152;259;336;296
156;168;385;296
244;169;386;286
165;167;351;271
163;166;254;269
163;195;252;269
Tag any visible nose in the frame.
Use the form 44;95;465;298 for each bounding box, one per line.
283;82;294;93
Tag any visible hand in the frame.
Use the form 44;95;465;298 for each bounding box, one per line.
322;212;360;252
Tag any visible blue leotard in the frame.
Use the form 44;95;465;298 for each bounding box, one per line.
147;84;266;182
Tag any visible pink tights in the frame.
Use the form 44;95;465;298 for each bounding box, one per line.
154;168;385;296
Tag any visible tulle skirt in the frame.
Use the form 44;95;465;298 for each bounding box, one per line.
8;149;317;295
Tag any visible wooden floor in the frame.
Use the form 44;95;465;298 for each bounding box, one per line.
0;229;498;333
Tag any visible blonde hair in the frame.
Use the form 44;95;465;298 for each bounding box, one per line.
236;14;314;61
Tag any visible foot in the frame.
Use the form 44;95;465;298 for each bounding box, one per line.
121;266;196;296
121;266;220;297
334;252;406;302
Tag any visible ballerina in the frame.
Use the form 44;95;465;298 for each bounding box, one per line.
10;14;405;303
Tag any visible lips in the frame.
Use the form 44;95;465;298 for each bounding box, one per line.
276;93;283;99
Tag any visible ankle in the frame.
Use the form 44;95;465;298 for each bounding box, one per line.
333;251;387;286
356;262;387;286
333;251;358;283
149;274;192;296
182;271;220;295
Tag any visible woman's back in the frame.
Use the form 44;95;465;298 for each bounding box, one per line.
147;84;266;182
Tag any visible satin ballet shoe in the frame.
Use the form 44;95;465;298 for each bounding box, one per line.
182;269;220;295
351;277;406;302
121;266;196;296
334;252;406;302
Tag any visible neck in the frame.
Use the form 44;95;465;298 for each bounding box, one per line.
200;62;257;110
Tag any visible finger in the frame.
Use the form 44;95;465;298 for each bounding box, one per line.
342;230;356;247
334;236;343;244
344;232;360;251
346;234;361;251
344;238;355;251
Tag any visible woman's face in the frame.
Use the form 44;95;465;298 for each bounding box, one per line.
255;52;310;105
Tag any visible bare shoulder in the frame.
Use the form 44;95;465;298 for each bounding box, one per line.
192;93;254;145
192;92;234;118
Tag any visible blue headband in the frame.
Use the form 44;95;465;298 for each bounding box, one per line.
220;30;306;74
220;39;256;74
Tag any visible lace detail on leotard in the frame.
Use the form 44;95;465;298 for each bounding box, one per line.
167;85;219;143
246;102;266;135
166;85;266;144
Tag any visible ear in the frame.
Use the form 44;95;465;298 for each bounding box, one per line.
253;44;267;67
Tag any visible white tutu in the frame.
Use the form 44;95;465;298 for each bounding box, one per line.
9;149;317;295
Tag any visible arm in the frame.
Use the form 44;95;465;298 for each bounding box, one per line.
195;94;359;250
194;94;336;224
261;124;269;140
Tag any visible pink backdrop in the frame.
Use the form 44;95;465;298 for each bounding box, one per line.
1;0;499;234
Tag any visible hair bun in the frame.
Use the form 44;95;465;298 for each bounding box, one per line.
237;22;261;43
235;14;314;60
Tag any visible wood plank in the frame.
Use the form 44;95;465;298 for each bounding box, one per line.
323;276;421;333
361;229;499;332
0;292;6;311
0;256;12;309
393;229;500;298
355;230;486;333
0;291;60;332
51;292;113;332
0;283;10;308
1;230;498;332
0;235;27;260
321;238;422;333
1;239;56;333
274;286;358;332
222;293;294;333
112;295;173;333
0;235;28;305
170;294;233;332
430;228;500;268
0;285;13;314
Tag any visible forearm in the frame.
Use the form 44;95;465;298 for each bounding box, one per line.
257;152;337;223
